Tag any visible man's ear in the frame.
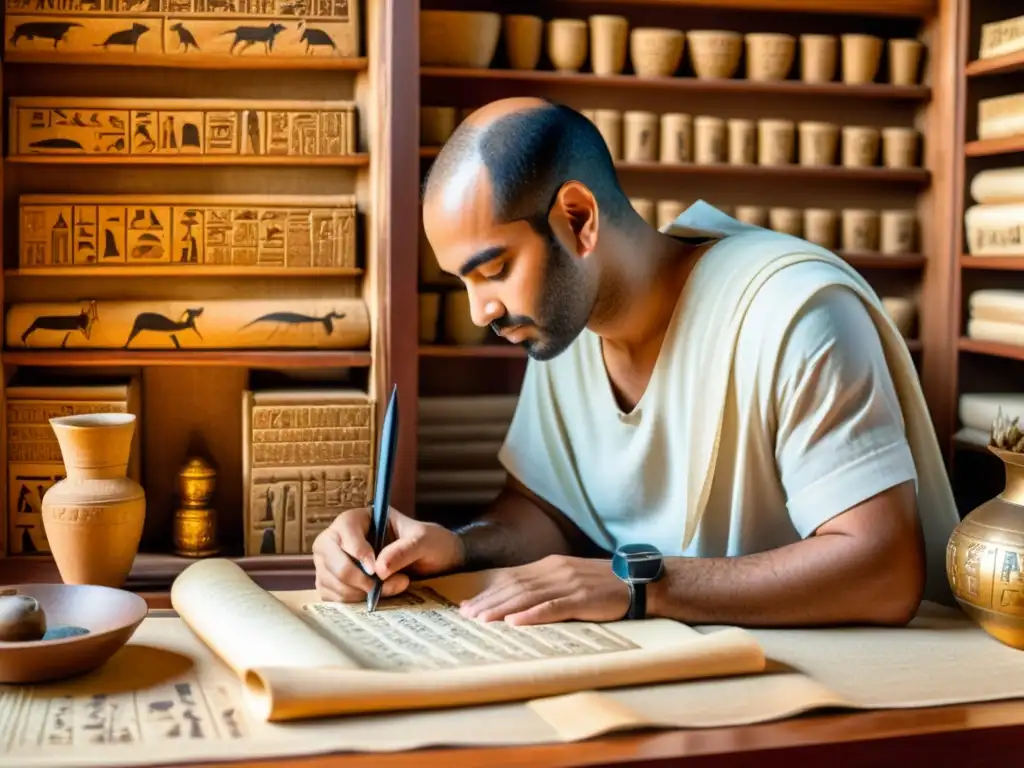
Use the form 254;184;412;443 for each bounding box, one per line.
549;181;599;259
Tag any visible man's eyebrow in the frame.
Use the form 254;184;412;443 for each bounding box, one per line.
459;246;506;277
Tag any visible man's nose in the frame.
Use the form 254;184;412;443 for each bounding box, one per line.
468;288;502;328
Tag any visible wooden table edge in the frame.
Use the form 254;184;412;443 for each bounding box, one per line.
138;596;1024;767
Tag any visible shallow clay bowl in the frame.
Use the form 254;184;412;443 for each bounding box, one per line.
0;583;147;684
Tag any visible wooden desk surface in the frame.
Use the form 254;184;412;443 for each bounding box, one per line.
135;592;1024;768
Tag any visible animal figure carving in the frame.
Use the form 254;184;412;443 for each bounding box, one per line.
298;26;336;54
170;22;199;52
95;23;149;51
9;21;81;48
123;307;204;348
20;300;99;348
239;310;346;340
221;23;285;54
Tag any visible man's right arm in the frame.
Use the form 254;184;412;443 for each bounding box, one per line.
452;475;601;571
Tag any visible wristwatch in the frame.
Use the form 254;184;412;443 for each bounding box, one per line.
611;543;664;620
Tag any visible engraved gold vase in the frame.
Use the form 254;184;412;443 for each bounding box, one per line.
947;447;1024;650
173;456;220;558
41;413;146;588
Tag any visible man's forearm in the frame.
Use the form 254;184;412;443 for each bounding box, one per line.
649;532;923;627
452;483;574;570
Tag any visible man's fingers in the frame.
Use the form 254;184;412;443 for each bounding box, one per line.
332;508;377;575
381;573;410;597
505;597;572;626
375;536;421;580
314;549;375;594
315;567;366;603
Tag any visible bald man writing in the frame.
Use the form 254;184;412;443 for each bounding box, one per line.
313;98;960;628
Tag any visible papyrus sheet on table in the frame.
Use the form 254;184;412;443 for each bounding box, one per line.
5;574;1024;767
166;558;768;721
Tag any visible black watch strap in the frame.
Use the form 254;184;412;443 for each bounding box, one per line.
626;581;646;620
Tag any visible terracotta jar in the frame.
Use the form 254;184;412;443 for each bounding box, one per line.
41;413;145;588
947;418;1024;650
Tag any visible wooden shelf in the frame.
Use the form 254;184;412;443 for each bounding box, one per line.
1;350;373;368
959;338;1024;361
843;252;926;268
4;52;369;71
966;50;1024;78
964;136;1024;157
549;0;934;16
420;147;928;183
6;154;370;167
961;255;1024;270
6;266;364;278
420;67;930;100
420;345;526;358
0;552;315;592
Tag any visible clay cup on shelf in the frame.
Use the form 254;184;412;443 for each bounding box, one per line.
840;33;882;84
734;205;768;227
629;27;685;77
659;113;692;163
630;198;656;226
881;296;915;337
589;14;629;75
420;10;501;68
841;209;880;252
881;126;920;168
503;15;543;70
841;125;880;167
657;200;688;230
797;121;839;166
41;413;145;589
547;19;588;73
694;115;726;164
420;106;457;146
888;38;924;85
769;207;802;237
444;291;488;345
727;118;755;165
880;209;917;254
803;208;838;249
686;30;742;79
624;111;659;162
757;119;795;166
594;109;623;160
745;33;795;81
799;34;837;82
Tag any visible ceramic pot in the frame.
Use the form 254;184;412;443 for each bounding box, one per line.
41;413;145;588
630;27;685;77
840;33;882;84
745;32;795;81
686;30;742;79
727;118;755;165
799;34;836;82
589;14;629;75
504;15;543;70
888;38;923;85
547;19;588;73
947;439;1024;650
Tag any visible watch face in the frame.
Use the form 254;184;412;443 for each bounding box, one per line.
613;543;663;582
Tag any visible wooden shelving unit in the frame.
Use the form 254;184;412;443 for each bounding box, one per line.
411;0;958;523
0;0;419;591
946;2;1024;516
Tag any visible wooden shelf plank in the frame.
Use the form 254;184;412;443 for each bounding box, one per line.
2;350;373;368
966;50;1024;78
6;154;370;167
420;345;526;358
6;266;364;278
420;147;928;183
0;552;315;592
420;67;931;99
548;0;933;16
959;338;1024;361
4;52;369;71
964;136;1024;157
961;255;1024;270
843;252;926;268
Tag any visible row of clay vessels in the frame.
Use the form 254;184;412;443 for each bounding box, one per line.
505;15;923;85
420;291;488;346
582;110;919;169
636;199;917;255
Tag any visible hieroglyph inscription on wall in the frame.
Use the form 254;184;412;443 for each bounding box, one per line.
244;391;374;556
6;389;131;556
19;195;357;270
8;98;357;158
4;0;360;63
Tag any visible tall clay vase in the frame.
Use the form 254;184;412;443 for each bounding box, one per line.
41;413;146;588
947;447;1024;650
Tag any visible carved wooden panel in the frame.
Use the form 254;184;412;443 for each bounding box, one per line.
5;298;370;349
4;0;360;65
242;389;374;555
3;380;141;557
8;97;358;159
18;194;358;271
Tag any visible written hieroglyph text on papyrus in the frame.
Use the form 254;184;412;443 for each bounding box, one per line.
0;675;248;752
302;587;640;672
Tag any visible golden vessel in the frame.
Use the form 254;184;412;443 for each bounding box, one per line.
947;426;1024;650
172;456;220;558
